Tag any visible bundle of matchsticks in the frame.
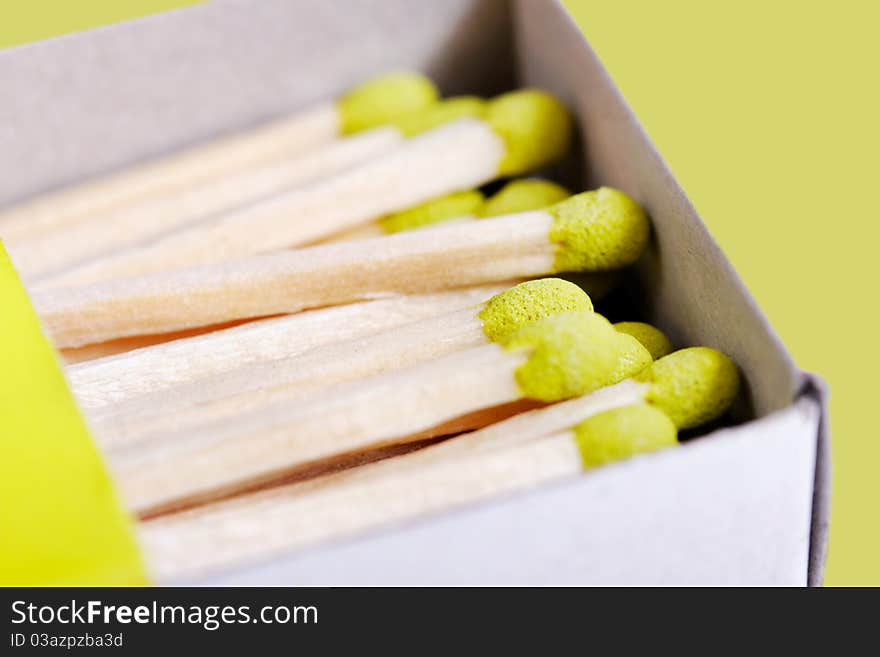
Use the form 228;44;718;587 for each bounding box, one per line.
0;72;741;582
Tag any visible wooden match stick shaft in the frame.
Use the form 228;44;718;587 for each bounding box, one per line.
34;211;554;348
322;215;476;243
23;119;506;287
20;127;403;283
90;307;491;449
110;344;528;515
68;285;507;410
0;103;338;243
141;431;582;582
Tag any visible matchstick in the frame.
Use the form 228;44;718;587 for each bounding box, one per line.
0;72;438;244
139;347;739;581
22;97;487;283
87;279;595;446
108;311;653;515
612;321;674;360
34;187;650;348
68;283;515;411
326;178;570;242
27;90;573;287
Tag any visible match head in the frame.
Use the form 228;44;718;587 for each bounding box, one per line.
479;179;571;218
378;190;486;234
548;187;651;272
337;72;440;134
486;90;573;176
614;322;674;360
479;278;593;343
604;332;653;385
501;311;624;402
394;96;487;137
635;347;740;430
573;404;678;469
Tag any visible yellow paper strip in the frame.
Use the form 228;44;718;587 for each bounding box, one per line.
0;242;147;586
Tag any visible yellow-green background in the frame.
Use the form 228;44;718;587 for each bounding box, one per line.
1;1;876;585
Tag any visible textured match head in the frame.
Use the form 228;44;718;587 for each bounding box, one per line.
393;96;488;137
379;190;486;234
635;347;740;429
480;179;572;218
604;332;653;384
479;279;593;343
573;404;678;469
614;322;674;360
487;90;574;176
337;71;440;134
500;311;629;402
548;187;651;272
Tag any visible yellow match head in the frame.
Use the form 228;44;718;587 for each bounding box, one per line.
614;321;674;360
479;179;572;218
548;187;651;272
486;89;573;176
337;72;440;134
479;278;594;343
378;190;486;234
501;310;623;402
635;347;741;430
393;96;488;137
604;332;653;385
573;404;678;469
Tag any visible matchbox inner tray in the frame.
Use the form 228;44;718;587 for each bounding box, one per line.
0;0;830;585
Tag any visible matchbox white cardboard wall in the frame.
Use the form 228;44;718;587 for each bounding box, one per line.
0;0;830;585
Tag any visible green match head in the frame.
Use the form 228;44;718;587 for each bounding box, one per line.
486;90;573;176
635;347;740;430
479;279;593;343
378;190;485;234
500;311;623;402
337;72;439;134
393;96;487;137
604;332;653;384
479;179;572;218
548;187;651;272
614;322;674;360
573;404;678;469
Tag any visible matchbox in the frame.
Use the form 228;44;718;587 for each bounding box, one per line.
0;0;829;585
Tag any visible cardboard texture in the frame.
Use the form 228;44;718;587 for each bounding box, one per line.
0;0;830;585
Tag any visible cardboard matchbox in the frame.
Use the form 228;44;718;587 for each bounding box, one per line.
0;0;831;585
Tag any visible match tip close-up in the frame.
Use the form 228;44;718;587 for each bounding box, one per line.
393;96;487;137
604;332;653;385
479;278;593;343
573;403;679;469
501;310;623;402
614;321;674;360
637;347;741;430
486;89;574;176
337;70;440;134
549;187;651;273
378;189;486;233
479;179;571;218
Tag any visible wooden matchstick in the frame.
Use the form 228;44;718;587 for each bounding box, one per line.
0;72;438;244
18;128;403;280
108;311;652;515
27;90;573;287
68;283;514;411
138;347;739;581
87;279;594;446
325;178;570;242
22;97;488;283
33;188;650;348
